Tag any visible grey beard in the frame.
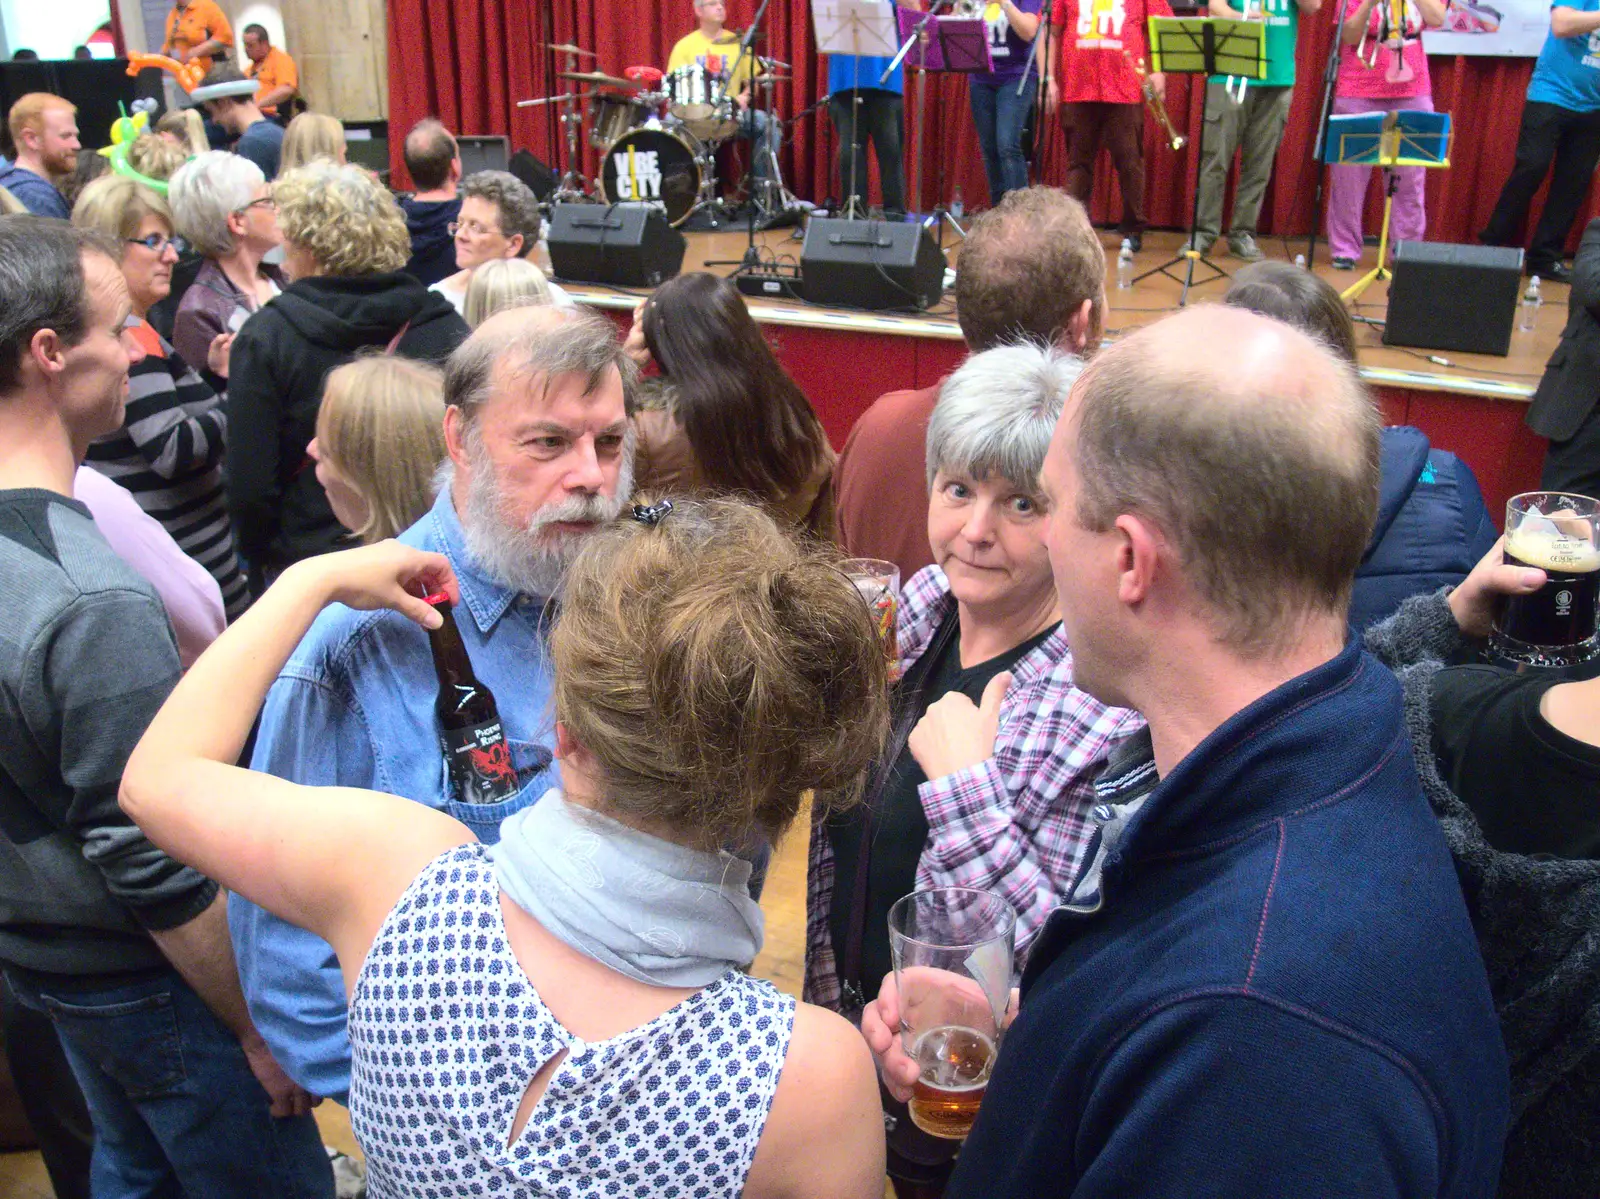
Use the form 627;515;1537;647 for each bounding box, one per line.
447;431;635;600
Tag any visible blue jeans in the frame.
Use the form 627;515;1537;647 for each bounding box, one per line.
739;107;783;181
969;77;1033;205
6;967;333;1199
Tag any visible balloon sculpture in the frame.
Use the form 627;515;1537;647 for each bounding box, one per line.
126;52;206;93
100;104;175;196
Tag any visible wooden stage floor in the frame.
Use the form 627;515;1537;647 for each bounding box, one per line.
547;223;1561;403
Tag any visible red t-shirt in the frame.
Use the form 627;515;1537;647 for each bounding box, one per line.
1050;0;1174;105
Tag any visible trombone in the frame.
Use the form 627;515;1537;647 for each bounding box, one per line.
1128;53;1186;151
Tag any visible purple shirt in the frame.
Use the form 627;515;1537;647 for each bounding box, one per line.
974;0;1045;86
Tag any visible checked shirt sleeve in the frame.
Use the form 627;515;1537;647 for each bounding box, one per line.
916;667;1143;964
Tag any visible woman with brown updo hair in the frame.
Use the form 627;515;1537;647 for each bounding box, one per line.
121;497;892;1199
624;271;837;539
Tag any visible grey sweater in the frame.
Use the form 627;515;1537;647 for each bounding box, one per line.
1365;592;1600;1199
0;489;217;979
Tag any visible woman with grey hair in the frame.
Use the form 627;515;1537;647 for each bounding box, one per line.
805;342;1144;1198
168;150;284;370
430;169;572;313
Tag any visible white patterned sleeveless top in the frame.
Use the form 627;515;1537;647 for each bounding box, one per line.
347;843;796;1198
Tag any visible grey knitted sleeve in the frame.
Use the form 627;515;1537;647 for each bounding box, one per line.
1363;589;1466;671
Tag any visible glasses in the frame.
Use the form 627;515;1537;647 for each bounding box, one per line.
448;220;503;238
236;196;277;213
126;233;188;254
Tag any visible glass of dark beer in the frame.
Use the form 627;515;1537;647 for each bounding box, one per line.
888;887;1016;1141
1490;492;1600;668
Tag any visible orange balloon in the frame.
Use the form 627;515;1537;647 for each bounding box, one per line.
126;53;206;94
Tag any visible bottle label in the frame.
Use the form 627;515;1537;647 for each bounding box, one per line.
441;719;520;805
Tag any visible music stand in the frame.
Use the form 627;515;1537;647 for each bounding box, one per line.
813;0;903;219
893;6;992;227
1322;109;1451;304
1133;16;1265;304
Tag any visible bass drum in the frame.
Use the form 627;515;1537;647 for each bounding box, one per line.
598;128;703;228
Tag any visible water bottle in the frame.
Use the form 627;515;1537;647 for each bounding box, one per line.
1117;238;1134;290
951;183;965;220
1294;253;1307;270
1519;276;1541;333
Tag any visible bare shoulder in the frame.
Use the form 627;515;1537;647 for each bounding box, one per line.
743;1002;885;1199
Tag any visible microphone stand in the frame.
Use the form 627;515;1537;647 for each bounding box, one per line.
1017;0;1051;177
705;0;776;272
1303;5;1345;267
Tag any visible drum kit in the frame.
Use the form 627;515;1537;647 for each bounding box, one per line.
519;41;797;229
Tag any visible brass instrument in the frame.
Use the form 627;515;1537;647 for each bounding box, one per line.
1359;0;1416;82
1128;53;1186;151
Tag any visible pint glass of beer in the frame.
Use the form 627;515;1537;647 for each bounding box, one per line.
842;558;901;681
888;887;1016;1141
1490;492;1600;667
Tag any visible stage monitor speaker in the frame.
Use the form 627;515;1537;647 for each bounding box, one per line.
456;135;510;176
1382;241;1523;357
800;217;945;311
508;149;557;203
546;203;686;288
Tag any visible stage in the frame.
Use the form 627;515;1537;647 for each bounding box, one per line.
541;223;1555;521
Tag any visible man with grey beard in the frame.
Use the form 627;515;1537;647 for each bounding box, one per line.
228;305;635;1104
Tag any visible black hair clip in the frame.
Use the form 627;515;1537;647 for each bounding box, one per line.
631;499;673;526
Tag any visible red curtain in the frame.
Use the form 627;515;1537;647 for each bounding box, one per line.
388;0;1600;248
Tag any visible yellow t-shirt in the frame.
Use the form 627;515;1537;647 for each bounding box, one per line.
666;29;754;93
163;0;234;75
244;46;299;115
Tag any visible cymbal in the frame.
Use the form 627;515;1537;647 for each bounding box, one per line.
544;42;596;57
558;69;638;89
754;74;793;83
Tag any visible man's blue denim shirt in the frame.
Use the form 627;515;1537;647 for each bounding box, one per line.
227;488;559;1102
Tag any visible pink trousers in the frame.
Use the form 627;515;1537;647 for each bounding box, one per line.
1326;92;1434;261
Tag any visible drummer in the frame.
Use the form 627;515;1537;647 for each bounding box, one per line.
667;0;782;184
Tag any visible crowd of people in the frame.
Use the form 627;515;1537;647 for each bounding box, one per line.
0;17;1598;1198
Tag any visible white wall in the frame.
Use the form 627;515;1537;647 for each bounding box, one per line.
232;2;284;49
1;0;112;58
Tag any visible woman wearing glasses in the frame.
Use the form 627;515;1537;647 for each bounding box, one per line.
167;150;285;372
430;170;573;314
71;174;252;620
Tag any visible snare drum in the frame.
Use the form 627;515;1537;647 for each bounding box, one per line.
589;88;644;149
665;64;720;122
599;128;703;227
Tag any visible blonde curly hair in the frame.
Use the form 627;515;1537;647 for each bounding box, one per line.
272;160;410;276
126;132;189;183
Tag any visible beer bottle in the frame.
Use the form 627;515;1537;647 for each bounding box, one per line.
423;592;519;805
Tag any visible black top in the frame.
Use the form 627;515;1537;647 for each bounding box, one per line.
827;611;1056;1004
225;272;468;584
1431;659;1600;859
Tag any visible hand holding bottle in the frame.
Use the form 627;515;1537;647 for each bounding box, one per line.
288;541;458;630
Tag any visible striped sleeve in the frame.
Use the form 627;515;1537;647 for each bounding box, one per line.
119;349;227;481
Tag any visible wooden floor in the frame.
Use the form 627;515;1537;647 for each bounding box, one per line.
553;222;1565;396
0;812;821;1198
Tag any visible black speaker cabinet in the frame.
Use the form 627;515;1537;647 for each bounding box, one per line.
508;149;558;203
546;204;687;288
1382;241;1523;357
800;217;946;311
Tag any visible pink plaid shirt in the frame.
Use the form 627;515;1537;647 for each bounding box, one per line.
804;565;1144;1012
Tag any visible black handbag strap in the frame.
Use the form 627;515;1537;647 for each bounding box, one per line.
838;606;961;1014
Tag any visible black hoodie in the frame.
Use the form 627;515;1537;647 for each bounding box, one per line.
226;272;469;585
400;194;463;287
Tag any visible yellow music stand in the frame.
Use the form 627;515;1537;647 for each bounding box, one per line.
1137;17;1266;303
1323;108;1452;304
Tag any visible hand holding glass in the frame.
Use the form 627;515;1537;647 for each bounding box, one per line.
1490;492;1600;667
888;887;1016;1140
